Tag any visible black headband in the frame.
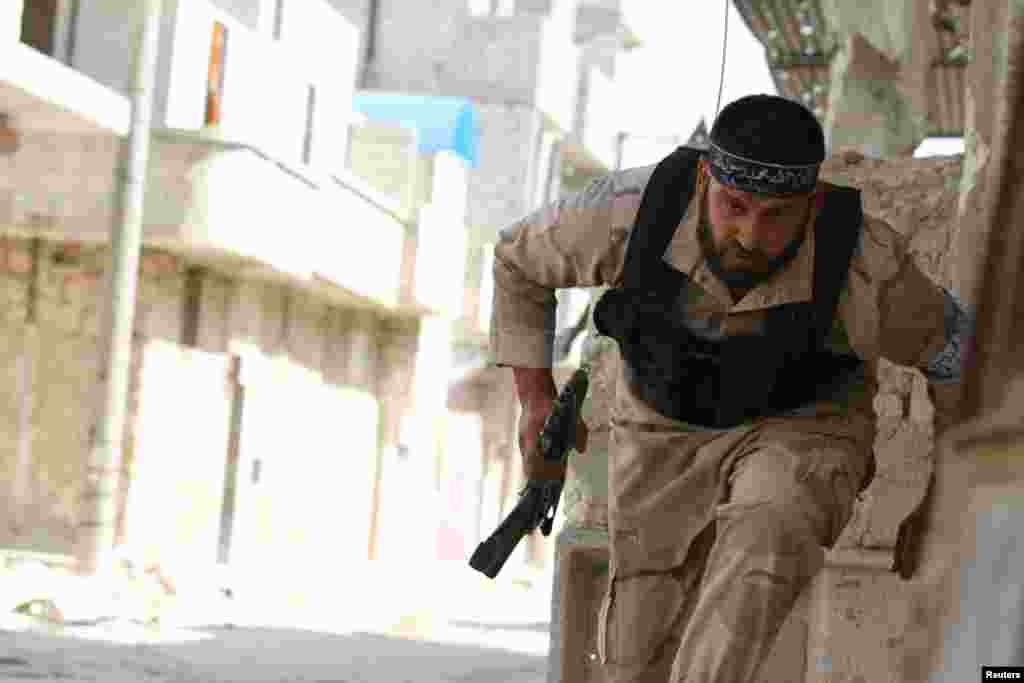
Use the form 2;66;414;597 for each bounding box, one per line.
705;140;820;197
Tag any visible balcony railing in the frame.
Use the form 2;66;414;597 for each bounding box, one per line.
152;132;410;310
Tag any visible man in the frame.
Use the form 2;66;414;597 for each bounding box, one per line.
488;94;970;683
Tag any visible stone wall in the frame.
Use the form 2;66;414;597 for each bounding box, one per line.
820;151;963;291
1;239;163;554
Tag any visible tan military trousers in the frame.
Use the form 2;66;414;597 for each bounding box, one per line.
596;426;865;683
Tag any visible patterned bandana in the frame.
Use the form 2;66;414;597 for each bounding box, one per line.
705;141;820;197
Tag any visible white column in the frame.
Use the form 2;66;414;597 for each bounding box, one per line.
408;315;453;558
3;1;24;44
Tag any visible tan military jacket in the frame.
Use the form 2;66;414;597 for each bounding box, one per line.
490;161;947;381
488;161;950;575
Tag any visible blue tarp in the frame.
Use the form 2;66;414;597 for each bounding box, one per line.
352;92;480;167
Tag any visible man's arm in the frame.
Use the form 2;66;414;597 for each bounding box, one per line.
837;217;973;426
838;217;954;368
489;165;653;479
488;165;652;371
923;288;974;429
920;287;974;386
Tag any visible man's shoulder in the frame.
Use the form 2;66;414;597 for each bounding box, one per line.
563;163;658;230
583;163;658;201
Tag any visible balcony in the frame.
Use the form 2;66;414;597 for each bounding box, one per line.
165;0;359;172
1;16;129;136
0;125;412;312
41;0;359;173
1;0;421;313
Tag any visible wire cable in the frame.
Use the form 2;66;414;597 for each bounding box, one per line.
714;0;731;120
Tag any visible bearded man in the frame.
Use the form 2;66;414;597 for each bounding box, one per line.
488;94;970;683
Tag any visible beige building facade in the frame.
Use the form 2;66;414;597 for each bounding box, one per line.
1;0;469;604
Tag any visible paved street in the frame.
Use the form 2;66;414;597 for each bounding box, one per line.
0;620;548;682
0;562;553;682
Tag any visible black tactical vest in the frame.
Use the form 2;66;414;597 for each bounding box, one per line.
593;146;864;428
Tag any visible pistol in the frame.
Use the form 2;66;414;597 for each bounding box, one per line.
468;365;590;579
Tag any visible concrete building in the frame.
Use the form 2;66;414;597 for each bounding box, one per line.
0;0;468;604
330;0;641;576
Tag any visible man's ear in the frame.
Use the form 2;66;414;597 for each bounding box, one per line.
696;159;709;196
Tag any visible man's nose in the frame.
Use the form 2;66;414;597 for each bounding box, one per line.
735;214;776;251
734;221;761;252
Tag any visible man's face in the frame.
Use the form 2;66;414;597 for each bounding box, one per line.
703;172;815;276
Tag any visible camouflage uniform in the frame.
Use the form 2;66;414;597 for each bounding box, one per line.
488;162;960;683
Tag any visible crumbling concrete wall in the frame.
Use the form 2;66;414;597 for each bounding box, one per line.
819;0;947;158
820;151;963;290
0;239;184;556
0;237;415;583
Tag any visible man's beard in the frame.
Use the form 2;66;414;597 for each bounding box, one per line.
698;208;806;292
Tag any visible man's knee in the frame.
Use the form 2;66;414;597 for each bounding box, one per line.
726;446;858;547
702;504;825;644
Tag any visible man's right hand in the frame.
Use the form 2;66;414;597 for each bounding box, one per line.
513;367;589;482
519;394;566;482
513;368;562;481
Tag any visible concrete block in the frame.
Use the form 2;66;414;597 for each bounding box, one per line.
547;525;610;683
820;130;962;292
756;588;811;683
805;568;916;683
837;360;935;556
548;523;813;683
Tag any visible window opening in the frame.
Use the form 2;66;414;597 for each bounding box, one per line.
20;0;59;56
205;21;229;127
273;0;285;39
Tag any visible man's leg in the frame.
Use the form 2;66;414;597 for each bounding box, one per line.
598;523;716;683
670;445;859;683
